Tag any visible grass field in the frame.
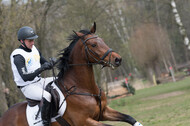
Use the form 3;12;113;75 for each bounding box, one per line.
105;76;190;126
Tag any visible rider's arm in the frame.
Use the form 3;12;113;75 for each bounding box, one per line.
13;54;44;81
39;50;48;64
40;55;47;64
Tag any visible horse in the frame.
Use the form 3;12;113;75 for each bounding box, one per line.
0;22;142;126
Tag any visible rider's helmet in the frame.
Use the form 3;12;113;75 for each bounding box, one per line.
17;26;38;41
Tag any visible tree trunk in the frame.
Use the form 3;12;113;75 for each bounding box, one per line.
100;69;108;96
146;64;154;84
171;0;190;49
154;62;161;78
0;76;8;116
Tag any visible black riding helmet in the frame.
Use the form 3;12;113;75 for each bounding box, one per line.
17;26;38;41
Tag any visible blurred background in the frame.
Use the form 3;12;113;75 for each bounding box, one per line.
0;0;190;119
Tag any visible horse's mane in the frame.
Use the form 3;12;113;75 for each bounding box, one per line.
57;29;91;78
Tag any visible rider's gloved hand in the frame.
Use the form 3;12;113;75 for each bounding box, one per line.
49;57;57;67
41;62;53;71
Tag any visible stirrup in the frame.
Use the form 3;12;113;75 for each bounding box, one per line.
42;120;50;126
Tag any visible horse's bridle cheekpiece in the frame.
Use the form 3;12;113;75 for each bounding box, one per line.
82;35;114;66
69;34;114;69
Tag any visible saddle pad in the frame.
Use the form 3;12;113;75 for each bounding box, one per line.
26;82;67;126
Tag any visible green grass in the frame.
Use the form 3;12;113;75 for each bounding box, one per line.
104;77;190;126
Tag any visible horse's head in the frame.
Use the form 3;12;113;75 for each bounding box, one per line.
73;22;122;69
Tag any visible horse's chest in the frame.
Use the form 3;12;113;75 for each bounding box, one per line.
67;91;107;119
86;95;107;114
74;95;105;110
84;97;106;118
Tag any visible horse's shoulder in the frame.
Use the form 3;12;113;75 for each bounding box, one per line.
9;101;27;110
2;101;27;117
0;101;27;125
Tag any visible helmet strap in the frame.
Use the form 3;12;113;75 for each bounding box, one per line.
20;40;30;50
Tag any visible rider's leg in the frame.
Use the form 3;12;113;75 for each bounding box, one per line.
21;81;52;126
40;78;54;126
43;77;54;88
41;96;51;126
20;82;51;101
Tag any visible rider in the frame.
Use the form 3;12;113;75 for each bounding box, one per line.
10;26;53;126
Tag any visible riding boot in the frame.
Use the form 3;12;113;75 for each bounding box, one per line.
41;98;51;126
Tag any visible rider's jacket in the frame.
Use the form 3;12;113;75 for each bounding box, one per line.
10;45;46;86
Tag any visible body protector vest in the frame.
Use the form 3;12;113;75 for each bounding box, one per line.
10;45;41;86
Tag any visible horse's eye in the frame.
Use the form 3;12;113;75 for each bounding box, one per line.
91;44;96;47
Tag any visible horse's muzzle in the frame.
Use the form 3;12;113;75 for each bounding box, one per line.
115;57;122;66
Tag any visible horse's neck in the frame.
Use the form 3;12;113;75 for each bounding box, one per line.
68;65;97;90
64;63;98;93
64;45;99;92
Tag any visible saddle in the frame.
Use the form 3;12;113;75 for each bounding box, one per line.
25;81;69;126
26;81;60;117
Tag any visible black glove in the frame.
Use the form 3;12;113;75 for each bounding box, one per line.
41;62;53;71
49;57;57;67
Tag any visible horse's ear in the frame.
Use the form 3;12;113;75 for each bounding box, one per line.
90;22;96;33
73;30;83;37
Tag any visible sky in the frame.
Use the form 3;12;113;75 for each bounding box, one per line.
1;0;10;4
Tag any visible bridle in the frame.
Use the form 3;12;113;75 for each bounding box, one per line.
69;34;114;67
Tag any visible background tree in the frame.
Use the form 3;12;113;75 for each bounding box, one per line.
129;24;171;82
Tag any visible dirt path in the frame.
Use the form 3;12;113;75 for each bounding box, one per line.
142;91;185;100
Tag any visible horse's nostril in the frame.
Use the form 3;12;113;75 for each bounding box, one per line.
115;58;122;65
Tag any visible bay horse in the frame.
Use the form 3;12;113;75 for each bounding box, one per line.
0;22;142;126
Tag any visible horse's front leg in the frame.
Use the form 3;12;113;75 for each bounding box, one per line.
102;106;143;126
85;118;112;126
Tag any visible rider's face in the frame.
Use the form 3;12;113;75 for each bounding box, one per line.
22;39;35;49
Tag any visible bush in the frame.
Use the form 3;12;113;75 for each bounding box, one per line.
122;82;136;95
